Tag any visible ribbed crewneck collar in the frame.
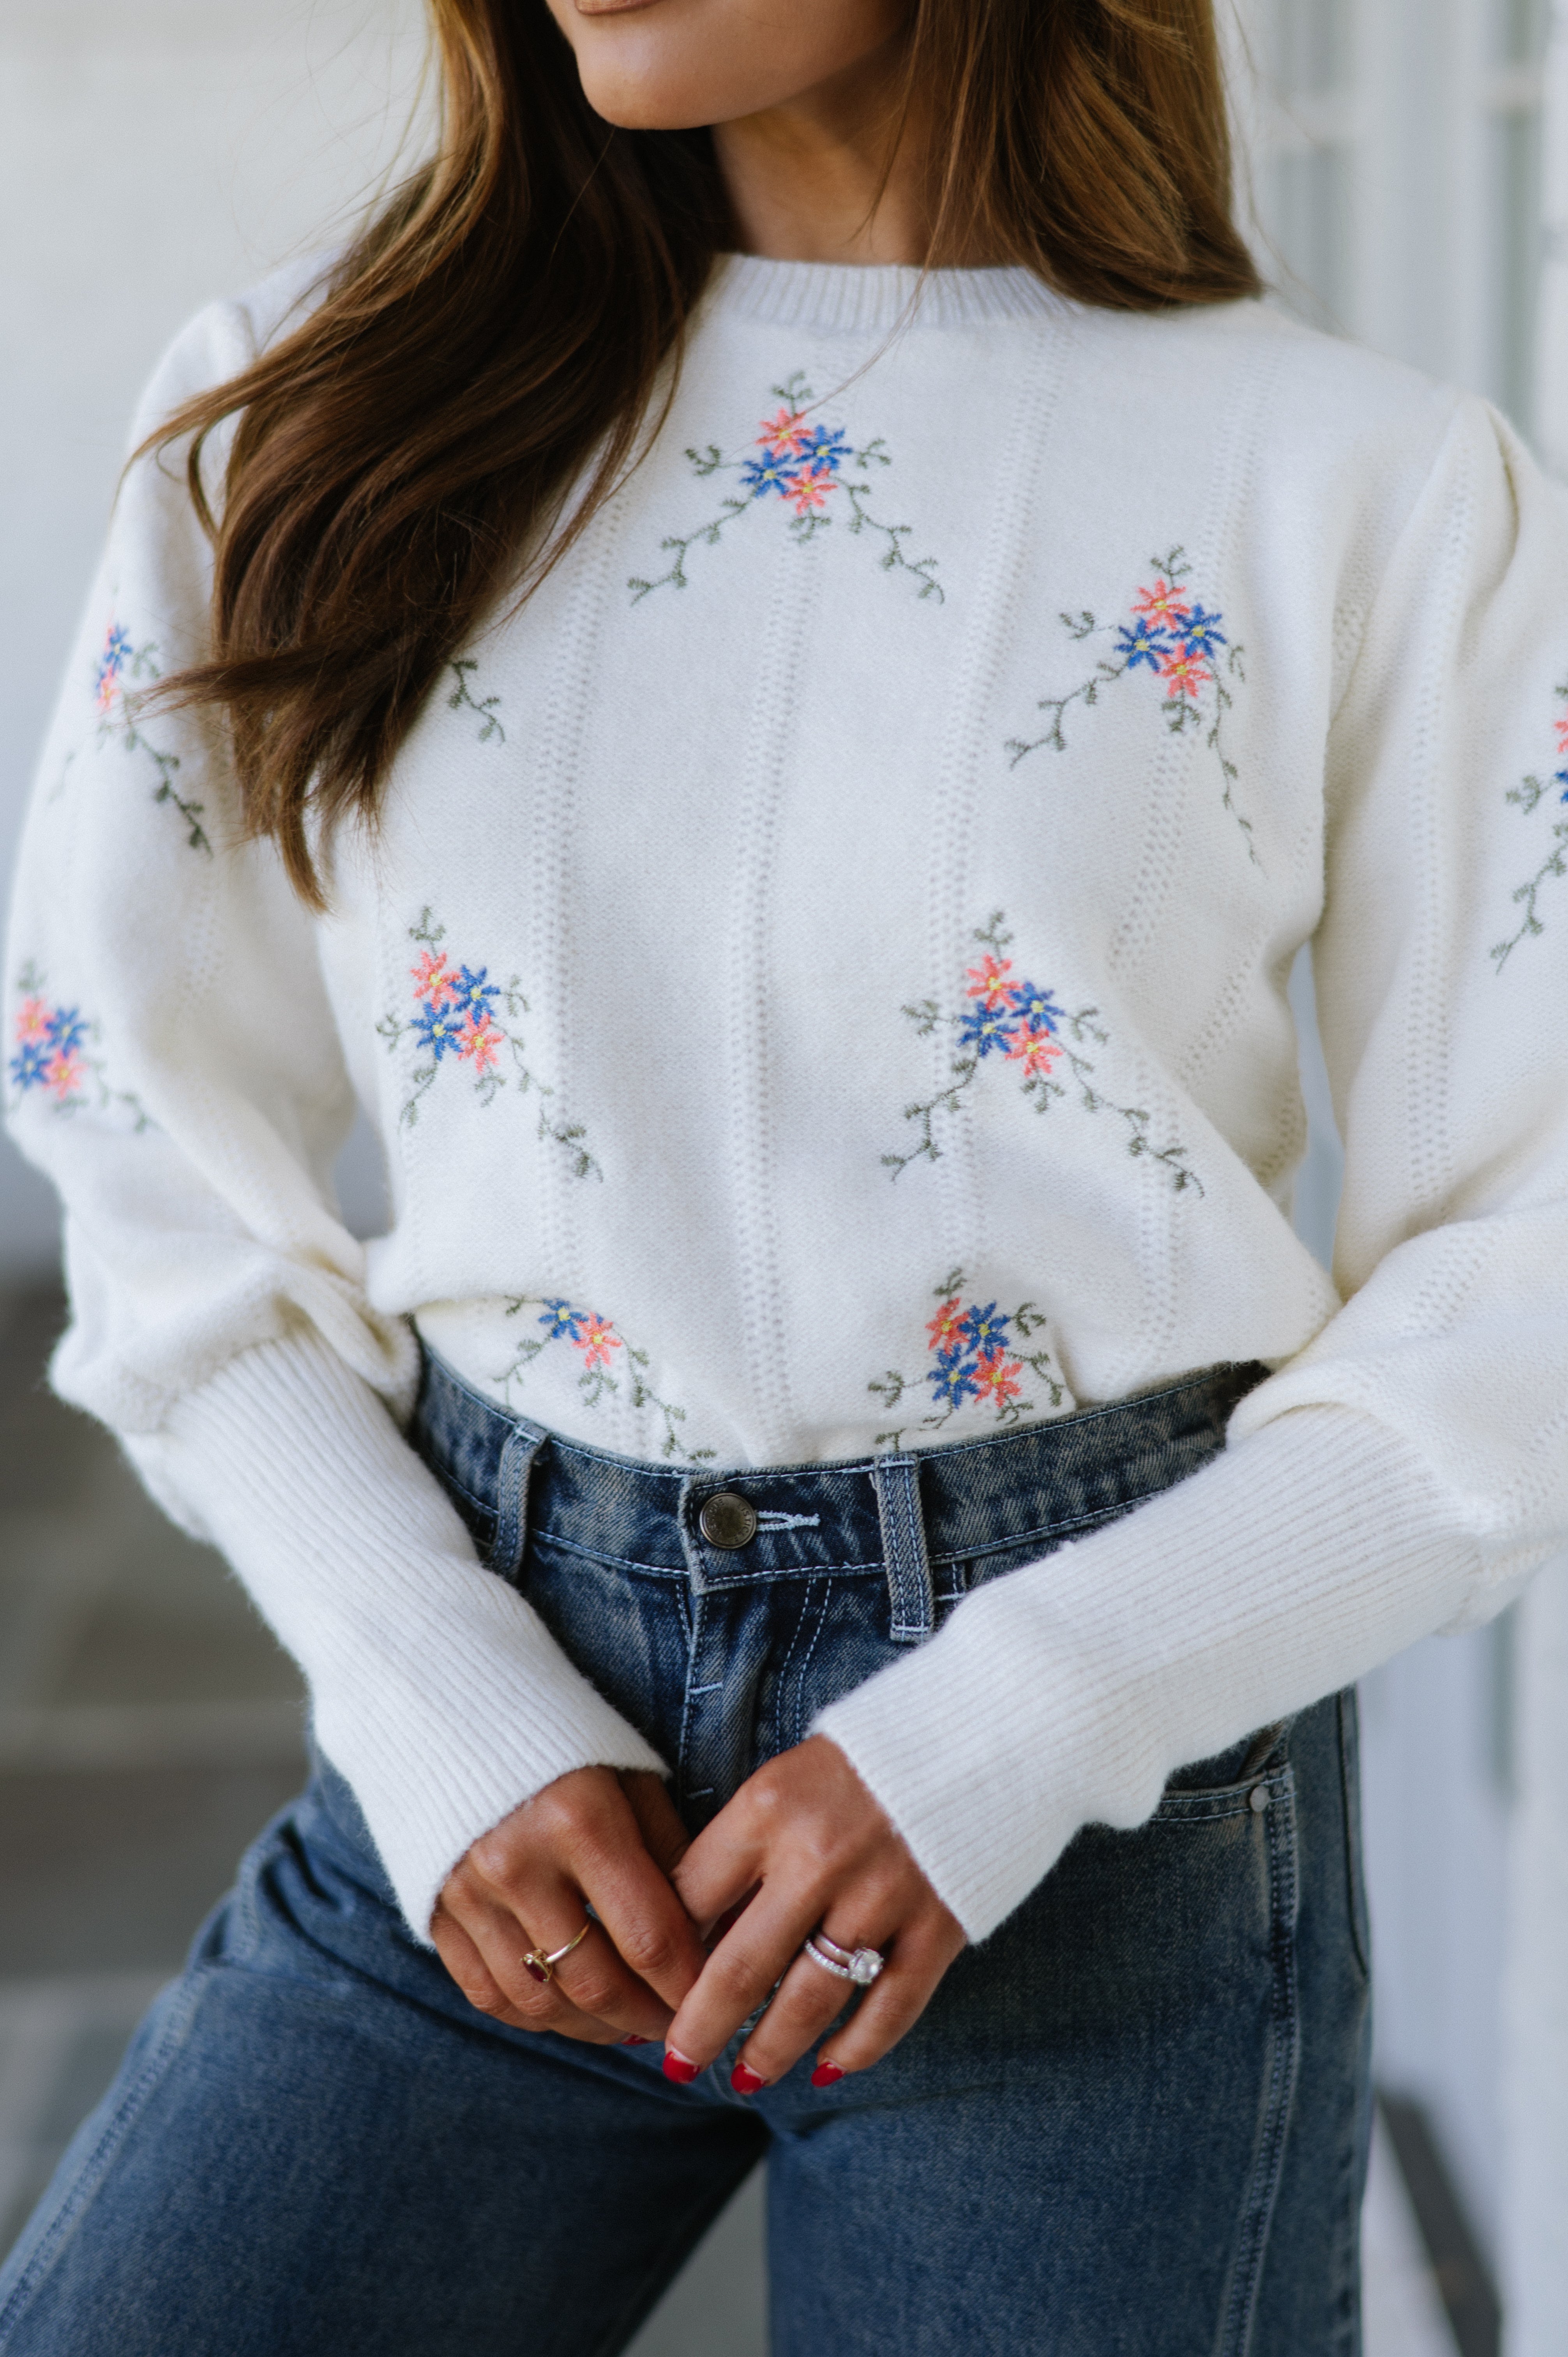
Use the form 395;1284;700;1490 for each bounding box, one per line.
706;251;1070;333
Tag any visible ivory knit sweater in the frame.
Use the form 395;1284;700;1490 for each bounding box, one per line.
9;254;1568;1944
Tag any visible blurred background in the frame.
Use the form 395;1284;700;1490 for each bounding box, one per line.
2;4;1566;2352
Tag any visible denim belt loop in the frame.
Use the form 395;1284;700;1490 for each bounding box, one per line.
491;1417;549;1583
873;1454;935;1645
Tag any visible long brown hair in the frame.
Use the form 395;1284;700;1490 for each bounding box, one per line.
150;0;1260;902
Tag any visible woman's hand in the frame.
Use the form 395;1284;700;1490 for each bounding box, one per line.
431;1766;710;2044
662;1737;965;2090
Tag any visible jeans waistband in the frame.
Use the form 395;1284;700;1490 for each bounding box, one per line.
412;1352;1270;1647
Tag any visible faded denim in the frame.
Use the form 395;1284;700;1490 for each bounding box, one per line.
0;1355;1371;2355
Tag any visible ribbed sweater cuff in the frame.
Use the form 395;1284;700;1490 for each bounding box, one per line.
130;1331;666;1940
813;1406;1481;1944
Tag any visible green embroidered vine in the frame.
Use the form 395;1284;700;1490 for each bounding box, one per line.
883;912;1203;1194
8;961;150;1131
1493;684;1568;969
376;909;601;1178
496;1295;715;1462
448;660;506;744
94;624;210;853
629;372;942;604
1005;548;1254;862
868;1267;1069;1451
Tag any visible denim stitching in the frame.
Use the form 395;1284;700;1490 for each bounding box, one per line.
770;1576;817;1757
0;1968;212;2341
530;1525;884;1583
1217;1763;1302;2357
788;1578;833;1752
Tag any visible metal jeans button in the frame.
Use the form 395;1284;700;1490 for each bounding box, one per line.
699;1491;758;1550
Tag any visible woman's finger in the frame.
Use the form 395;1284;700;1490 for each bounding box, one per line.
430;1901;528;2027
806;1913;968;2079
669;1808;767;1938
569;1820;709;2013
480;1774;708;2014
443;1874;661;2039
722;1921;896;2088
661;1878;824;2071
618;1770;692;1879
432;1896;622;2040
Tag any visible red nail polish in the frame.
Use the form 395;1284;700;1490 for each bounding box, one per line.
811;2060;844;2088
663;2049;701;2085
730;2063;767;2095
621;2035;652;2047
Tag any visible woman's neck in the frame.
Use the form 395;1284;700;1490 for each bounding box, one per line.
710;37;963;269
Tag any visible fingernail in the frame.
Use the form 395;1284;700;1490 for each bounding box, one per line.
620;2035;652;2047
730;2062;767;2095
811;2060;844;2088
662;2048;701;2085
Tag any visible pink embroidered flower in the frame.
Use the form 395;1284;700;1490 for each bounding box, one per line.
788;464;835;516
45;1049;84;1101
574;1313;623;1371
457;1013;503;1074
411;949;455;1007
1555;716;1568;759
757;406;811;457
926;1297;966;1355
14;997;52;1043
964;954;1016;1009
1005;1024;1061;1080
1158;647;1211;702
1133;578;1192;631
973;1348;1024;1408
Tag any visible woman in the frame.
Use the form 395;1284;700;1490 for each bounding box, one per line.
4;0;1565;2347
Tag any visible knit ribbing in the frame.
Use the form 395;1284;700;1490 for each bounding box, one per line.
708;253;1069;333
814;1407;1481;1940
136;1331;666;1937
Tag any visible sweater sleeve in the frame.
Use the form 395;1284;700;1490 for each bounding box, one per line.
3;290;663;1942
815;395;1568;1943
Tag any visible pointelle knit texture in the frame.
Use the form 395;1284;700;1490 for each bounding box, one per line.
8;253;1568;1941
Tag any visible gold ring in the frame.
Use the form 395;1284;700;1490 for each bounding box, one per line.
522;1919;591;1986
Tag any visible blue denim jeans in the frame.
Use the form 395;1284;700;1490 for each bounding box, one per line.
0;1357;1372;2355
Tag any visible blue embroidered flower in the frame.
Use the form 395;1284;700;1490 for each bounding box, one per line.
960;1302;1011;1354
742;448;797;499
411;1000;468;1060
1180;605;1227;660
538;1299;586;1342
1114;619;1171;673
928;1351;980;1410
795;425;851;474
959;1002;1021;1058
1010;981;1064;1034
9;1039;49;1090
453;965;500;1019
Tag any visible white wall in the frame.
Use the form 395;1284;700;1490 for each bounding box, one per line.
0;0;426;1272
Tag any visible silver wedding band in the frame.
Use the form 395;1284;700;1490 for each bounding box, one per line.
802;1931;886;1987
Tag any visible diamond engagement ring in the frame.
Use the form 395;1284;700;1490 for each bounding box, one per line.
802;1931;886;1987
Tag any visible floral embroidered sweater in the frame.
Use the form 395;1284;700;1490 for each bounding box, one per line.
9;253;1568;1945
